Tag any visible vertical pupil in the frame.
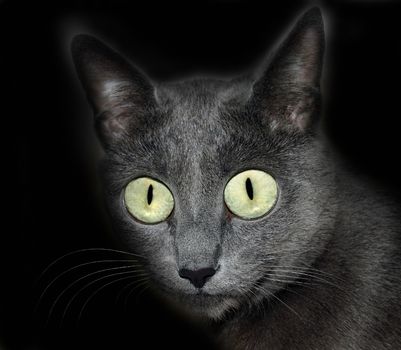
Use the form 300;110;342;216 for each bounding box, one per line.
245;178;253;200
147;184;153;205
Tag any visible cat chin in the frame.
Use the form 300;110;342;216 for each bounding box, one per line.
163;292;241;321
186;296;241;321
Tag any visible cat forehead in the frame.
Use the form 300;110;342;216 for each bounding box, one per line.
151;78;252;139
150;81;239;147
155;78;252;111
119;78;304;166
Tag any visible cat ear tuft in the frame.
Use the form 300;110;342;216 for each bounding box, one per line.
71;34;154;148
251;7;325;132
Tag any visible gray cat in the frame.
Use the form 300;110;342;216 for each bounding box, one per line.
71;7;401;350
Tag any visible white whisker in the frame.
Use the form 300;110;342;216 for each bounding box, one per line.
76;274;149;325
45;265;145;327
36;248;144;285
35;259;141;314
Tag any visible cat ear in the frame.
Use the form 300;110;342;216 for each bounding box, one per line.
251;7;325;132
71;34;154;147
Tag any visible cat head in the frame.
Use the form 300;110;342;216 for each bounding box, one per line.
71;7;336;320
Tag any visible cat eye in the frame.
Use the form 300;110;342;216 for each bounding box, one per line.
124;177;174;224
224;170;278;219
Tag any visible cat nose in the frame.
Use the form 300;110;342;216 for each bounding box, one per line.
178;267;216;289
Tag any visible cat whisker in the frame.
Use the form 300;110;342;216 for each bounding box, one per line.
115;276;149;306
259;246;325;257
292;263;347;282
264;264;347;284
266;269;333;284
59;269;148;327
115;280;138;305
281;285;338;322
264;276;315;287
242;285;264;315
123;278;151;309
35;259;141;314
266;268;337;283
252;284;304;322
45;265;145;327
76;274;149;325
264;267;351;297
135;280;151;299
36;248;144;286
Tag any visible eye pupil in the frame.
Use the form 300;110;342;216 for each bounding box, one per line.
245;178;254;200
147;184;153;205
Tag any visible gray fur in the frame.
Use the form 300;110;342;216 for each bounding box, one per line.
71;7;401;349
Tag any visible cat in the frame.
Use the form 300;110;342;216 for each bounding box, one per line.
71;7;401;350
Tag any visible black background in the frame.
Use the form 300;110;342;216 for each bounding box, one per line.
4;0;401;349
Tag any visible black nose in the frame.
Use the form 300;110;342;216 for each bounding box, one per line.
178;267;216;289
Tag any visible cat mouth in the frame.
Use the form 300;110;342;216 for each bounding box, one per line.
165;291;237;319
160;287;227;307
177;289;224;301
152;279;241;318
183;289;240;307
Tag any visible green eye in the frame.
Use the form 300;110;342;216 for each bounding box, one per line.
124;177;174;224
224;170;278;219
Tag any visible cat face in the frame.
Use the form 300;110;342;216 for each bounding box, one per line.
72;8;336;319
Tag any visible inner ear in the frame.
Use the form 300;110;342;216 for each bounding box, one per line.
94;105;134;146
71;34;155;148
92;79;149;145
250;7;325;132
286;94;317;131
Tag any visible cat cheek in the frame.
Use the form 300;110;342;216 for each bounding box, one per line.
224;204;233;222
